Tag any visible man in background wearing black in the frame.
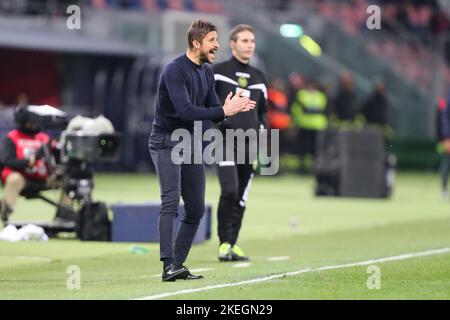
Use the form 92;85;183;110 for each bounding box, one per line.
213;24;268;262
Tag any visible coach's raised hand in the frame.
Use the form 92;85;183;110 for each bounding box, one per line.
223;91;256;117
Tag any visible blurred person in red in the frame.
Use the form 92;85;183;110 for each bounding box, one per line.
0;105;53;224
267;77;291;130
267;77;291;157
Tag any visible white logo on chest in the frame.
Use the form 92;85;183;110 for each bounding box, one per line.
235;72;250;78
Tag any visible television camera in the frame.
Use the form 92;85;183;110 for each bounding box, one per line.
10;105;120;240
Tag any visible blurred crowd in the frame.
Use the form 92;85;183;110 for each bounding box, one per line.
314;0;449;34
0;0;225;15
88;0;224;13
12;0;446;32
267;71;392;173
3;0;448;94
313;0;450;94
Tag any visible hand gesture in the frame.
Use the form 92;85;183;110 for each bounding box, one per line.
444;139;450;154
223;91;256;117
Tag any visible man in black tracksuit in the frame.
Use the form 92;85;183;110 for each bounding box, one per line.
148;20;256;282
213;24;268;262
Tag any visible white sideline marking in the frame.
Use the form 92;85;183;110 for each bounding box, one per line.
133;247;450;300
232;262;251;268
1;255;53;262
141;268;214;279
268;256;290;261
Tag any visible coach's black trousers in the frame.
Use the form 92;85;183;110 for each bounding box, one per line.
217;162;254;246
149;129;205;264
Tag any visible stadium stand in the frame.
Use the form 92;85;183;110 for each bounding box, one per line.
303;0;450;94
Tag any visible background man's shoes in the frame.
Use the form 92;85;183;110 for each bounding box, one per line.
0;200;12;224
230;245;249;261
162;262;189;282
218;242;232;262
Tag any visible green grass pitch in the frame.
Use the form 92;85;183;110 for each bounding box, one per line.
0;172;449;299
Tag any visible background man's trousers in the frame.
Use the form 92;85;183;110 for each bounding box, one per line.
2;172;58;208
2;172;27;210
149;129;205;264
217;162;254;246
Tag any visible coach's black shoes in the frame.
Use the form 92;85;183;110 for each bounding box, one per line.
162;262;203;282
185;271;204;280
162;262;189;282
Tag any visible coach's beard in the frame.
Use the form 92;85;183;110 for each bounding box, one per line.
199;51;209;64
199;48;217;64
200;52;211;64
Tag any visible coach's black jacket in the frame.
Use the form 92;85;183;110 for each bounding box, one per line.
213;56;268;131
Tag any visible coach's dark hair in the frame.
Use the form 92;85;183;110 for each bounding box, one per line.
229;24;254;42
187;19;217;49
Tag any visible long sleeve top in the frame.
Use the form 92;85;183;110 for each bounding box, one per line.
151;54;225;133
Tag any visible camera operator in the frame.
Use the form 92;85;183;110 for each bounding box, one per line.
0;106;54;224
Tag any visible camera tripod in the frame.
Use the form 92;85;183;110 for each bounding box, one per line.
11;160;95;238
